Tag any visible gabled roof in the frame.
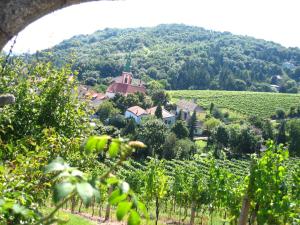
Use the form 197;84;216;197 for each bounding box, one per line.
111;75;145;86
147;106;175;119
106;83;146;95
127;106;148;117
176;99;200;112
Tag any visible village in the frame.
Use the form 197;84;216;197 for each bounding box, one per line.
78;58;205;140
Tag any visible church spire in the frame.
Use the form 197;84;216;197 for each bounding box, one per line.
124;52;132;72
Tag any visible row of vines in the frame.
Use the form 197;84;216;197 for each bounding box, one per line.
169;90;300;118
58;141;300;225
115;142;300;225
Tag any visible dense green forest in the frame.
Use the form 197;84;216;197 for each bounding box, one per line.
24;24;300;92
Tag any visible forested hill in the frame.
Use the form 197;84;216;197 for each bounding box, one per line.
26;24;300;92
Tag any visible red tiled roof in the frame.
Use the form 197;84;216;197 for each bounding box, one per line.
94;93;107;100
127;106;147;116
106;83;146;95
146;106;175;119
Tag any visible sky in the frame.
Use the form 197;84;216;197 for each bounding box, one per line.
4;0;300;54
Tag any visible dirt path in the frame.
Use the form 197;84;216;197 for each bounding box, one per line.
63;210;125;225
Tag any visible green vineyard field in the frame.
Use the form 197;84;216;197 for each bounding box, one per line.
169;90;300;118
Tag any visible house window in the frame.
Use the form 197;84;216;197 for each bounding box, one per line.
184;112;187;120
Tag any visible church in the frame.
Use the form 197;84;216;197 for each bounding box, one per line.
106;56;146;98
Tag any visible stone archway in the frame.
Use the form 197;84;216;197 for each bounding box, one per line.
0;0;111;50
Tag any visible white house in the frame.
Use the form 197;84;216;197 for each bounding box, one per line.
146;106;176;126
125;105;175;126
125;106;148;124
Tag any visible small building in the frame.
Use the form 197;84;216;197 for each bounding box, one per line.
176;99;204;121
106;72;146;98
124;105;175;126
146;106;176;126
78;85;108;109
125;106;148;124
106;56;146;98
90;93;107;108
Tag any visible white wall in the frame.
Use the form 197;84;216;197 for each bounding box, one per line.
125;111;142;124
105;92;115;99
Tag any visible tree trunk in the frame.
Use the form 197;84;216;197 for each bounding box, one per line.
92;198;95;217
250;203;259;225
155;195;159;225
71;196;76;213
238;194;251;225
105;186;113;221
190;201;196;225
98;203;102;218
78;200;83;213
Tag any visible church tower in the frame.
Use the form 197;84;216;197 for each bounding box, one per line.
122;53;133;84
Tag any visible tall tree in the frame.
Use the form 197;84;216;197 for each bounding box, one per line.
276;120;287;145
137;118;168;158
188;110;197;140
288;119;300;156
155;104;163;119
171;120;189;139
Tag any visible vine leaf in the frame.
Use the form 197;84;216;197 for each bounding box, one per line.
109;141;120;158
45;157;69;173
116;202;132;221
54;182;75;203
128;210;141;225
76;182;94;206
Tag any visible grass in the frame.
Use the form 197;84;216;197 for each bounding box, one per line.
169;90;300;118
195;140;207;151
42;208;96;225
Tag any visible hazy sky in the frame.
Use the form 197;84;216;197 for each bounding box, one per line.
4;0;300;53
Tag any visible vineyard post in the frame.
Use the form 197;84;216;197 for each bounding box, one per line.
238;159;256;225
104;186;113;221
190;201;196;225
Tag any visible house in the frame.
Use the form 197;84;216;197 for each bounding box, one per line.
176;99;204;121
78;85;108;109
106;71;146;98
125;106;148;124
124;105;175;126
106;56;146;98
146;106;176;126
90;93;107;108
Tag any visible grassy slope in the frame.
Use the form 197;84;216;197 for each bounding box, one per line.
42;208;96;225
169;90;300;118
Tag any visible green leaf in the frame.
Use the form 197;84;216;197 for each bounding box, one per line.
106;177;119;185
76;182;94;206
84;136;101;154
45;157;69;173
12;204;28;216
137;201;148;219
116;201;132;221
96;136;109;151
128;210;141;225
54;182;75;203
93;189;101;203
108;189;127;205
85;136;110;154
109;141;120;158
120;181;130;194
